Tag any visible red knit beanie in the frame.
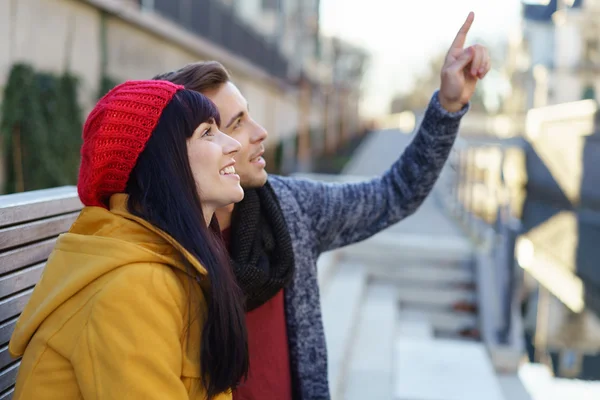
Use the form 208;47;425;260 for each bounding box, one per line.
78;80;184;208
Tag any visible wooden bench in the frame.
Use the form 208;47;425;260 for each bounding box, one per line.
0;187;82;399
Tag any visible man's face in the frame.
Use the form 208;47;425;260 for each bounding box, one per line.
204;82;268;189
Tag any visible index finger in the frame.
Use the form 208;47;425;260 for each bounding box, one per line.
450;11;475;50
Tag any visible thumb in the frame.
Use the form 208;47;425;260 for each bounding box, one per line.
452;47;474;70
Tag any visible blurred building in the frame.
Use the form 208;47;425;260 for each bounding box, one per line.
319;36;369;151
227;0;323;77
553;0;600;103
504;0;600;114
500;0;600;381
0;0;369;187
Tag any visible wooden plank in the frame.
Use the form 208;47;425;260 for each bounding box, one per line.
0;239;56;275
0;347;14;371
0;362;19;394
0;264;44;299
0;213;78;252
0;186;81;228
0;319;17;347
0;291;33;324
0;388;13;400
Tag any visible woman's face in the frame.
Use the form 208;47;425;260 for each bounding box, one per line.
187;118;244;215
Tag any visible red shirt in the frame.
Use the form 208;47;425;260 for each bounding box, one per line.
221;228;293;400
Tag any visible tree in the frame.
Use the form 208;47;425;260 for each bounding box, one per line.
1;64;51;192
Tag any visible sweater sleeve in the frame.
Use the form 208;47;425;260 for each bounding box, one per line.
283;90;467;253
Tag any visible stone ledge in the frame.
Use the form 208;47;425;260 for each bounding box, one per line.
321;262;368;399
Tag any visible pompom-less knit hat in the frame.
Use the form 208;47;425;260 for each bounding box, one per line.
78;80;184;208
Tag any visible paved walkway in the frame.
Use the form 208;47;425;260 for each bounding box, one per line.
320;128;532;400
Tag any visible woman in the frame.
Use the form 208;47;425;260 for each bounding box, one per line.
8;80;249;399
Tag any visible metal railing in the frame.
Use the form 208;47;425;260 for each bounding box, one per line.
441;125;600;378
436;138;527;369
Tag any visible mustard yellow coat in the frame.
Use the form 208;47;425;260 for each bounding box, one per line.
9;194;230;399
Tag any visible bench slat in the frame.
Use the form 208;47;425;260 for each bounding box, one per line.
0;187;81;228
0;388;13;400
0;362;19;394
0;213;79;252
0;291;33;324
0;239;56;275
0;320;17;347
0;187;84;395
0;347;14;372
0;265;44;300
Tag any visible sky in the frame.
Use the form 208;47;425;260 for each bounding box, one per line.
320;0;524;117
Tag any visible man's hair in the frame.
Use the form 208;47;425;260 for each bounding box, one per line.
153;61;231;94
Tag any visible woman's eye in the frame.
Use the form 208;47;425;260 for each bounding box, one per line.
234;119;242;129
202;127;213;137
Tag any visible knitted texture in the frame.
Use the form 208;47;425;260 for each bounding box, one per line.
229;181;295;311
268;91;468;399
78;80;184;208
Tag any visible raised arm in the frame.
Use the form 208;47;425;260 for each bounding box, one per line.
283;12;490;253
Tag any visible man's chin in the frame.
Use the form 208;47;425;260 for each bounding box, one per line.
241;171;268;189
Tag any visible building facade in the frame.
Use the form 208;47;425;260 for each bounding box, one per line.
0;0;369;190
504;0;600;114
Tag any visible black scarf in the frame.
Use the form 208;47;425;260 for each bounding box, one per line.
229;181;295;311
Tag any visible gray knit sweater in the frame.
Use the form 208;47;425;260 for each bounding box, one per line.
269;91;467;399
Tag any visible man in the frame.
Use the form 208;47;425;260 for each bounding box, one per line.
155;12;489;400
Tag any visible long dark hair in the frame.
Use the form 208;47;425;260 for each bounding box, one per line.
126;89;248;398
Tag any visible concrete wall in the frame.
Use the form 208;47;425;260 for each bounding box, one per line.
550;71;585;104
0;0;102;110
523;21;555;68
